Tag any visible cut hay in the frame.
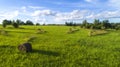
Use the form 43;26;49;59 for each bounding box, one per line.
0;30;8;35
88;30;108;36
36;28;47;34
67;28;79;34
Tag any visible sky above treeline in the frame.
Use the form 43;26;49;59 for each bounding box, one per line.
0;0;120;24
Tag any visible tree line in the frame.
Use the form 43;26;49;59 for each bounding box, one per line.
2;19;40;28
65;19;120;30
2;19;120;30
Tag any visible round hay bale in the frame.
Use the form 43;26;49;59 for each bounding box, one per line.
18;43;32;52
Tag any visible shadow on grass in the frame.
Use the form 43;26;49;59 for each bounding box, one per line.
32;49;60;56
112;47;120;52
8;30;31;34
0;45;16;54
90;33;108;37
0;45;15;48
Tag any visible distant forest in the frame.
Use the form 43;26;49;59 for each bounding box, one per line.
2;19;120;30
65;19;120;30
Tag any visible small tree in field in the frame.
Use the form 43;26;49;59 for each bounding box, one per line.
36;23;40;26
2;22;7;28
12;21;19;28
26;20;34;25
2;20;7;28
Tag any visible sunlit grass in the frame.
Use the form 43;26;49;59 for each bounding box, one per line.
0;25;120;67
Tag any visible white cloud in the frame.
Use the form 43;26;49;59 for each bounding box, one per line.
0;10;19;23
85;10;120;20
54;10;120;23
1;5;120;24
31;9;56;17
0;10;19;19
28;6;45;9
54;10;91;22
34;17;46;23
85;0;98;3
85;0;93;2
108;0;120;9
97;11;120;18
30;9;120;23
21;6;27;12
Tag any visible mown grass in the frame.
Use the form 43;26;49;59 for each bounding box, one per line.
0;25;120;67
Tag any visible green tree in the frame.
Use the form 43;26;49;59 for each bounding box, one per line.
16;19;25;25
93;19;101;29
36;23;40;26
101;20;111;29
94;19;100;25
12;20;19;28
82;20;89;28
16;19;21;25
2;19;8;28
26;20;34;25
65;21;75;26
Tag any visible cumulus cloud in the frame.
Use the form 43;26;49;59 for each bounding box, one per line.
85;10;120;19
30;9;120;23
0;4;120;24
54;10;120;23
31;9;56;17
0;10;19;23
97;11;120;18
54;10;91;22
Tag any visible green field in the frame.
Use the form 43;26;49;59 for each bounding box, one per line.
0;25;120;67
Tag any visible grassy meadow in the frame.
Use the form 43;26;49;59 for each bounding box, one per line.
0;25;120;67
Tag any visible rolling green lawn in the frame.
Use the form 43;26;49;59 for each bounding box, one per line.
0;25;120;67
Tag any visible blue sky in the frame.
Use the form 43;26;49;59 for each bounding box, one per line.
0;0;120;24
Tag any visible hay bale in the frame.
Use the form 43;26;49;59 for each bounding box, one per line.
88;31;92;36
67;28;79;34
0;30;8;35
18;43;32;52
74;29;79;31
67;28;73;34
36;28;47;34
